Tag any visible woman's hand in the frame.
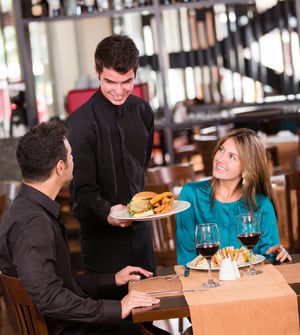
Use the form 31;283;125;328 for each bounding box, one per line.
266;244;292;263
115;266;154;286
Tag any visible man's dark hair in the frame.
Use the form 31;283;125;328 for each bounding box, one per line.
94;34;139;76
16;120;67;182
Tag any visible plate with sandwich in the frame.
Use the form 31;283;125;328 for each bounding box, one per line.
111;191;191;221
187;246;265;271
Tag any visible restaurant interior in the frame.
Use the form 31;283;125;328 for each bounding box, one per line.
0;0;300;334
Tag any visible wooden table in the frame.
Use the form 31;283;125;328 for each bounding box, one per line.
132;295;189;323
131;255;300;323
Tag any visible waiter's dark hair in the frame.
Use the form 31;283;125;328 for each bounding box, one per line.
17;120;67;182
95;34;139;76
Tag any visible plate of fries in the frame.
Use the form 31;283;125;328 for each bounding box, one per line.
111;200;191;221
187;246;265;271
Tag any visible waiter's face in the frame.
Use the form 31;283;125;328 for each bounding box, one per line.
99;67;135;106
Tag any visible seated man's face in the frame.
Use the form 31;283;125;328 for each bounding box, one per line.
63;139;74;184
99;67;135;106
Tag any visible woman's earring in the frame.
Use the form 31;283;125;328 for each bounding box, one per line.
242;173;246;185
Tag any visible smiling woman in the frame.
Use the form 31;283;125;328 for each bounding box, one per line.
176;128;291;266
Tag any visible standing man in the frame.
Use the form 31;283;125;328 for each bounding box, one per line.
0;121;161;335
66;35;156;299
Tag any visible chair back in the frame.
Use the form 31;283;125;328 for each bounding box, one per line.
145;183;177;268
276;141;299;173
193;134;218;176
66;84;149;114
0;181;21;218
0;273;48;335
146;162;195;188
0;193;6;223
284;172;300;253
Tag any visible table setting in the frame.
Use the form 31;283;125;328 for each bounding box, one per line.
175;261;299;335
177;217;299;334
130;213;300;335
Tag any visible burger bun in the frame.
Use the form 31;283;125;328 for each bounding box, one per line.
131;191;158;200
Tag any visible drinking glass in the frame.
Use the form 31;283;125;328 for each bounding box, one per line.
195;223;220;288
236;213;262;275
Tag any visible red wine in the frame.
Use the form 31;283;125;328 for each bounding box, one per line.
196;243;220;259
238;232;261;249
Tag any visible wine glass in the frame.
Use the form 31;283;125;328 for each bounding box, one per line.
195;223;220;288
236;213;262;276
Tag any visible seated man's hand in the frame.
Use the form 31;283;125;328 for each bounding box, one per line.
115;265;153;286
121;290;159;319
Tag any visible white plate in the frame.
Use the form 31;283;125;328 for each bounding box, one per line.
187;254;265;271
111;200;191;221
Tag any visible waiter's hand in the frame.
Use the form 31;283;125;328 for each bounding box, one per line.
108;204;132;227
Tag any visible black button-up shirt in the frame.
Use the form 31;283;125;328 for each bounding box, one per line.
0;184;121;335
66;90;156;276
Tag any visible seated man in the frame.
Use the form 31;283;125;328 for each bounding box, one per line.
0;120;167;335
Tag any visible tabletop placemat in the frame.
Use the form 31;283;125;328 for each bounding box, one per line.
175;264;299;335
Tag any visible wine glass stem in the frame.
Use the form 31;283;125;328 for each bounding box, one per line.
207;259;213;283
249;249;254;271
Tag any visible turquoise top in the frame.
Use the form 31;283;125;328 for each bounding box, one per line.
176;179;280;265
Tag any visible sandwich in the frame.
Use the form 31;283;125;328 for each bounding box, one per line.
127;191;158;217
190;246;253;268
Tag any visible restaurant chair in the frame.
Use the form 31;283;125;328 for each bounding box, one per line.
266;145;281;175
284;172;300;253
174;144;199;165
276;141;299;174
66;88;97;114
146;162;195;189
0;273;49;335
0;193;6;223
56;186;84;273
193;134;218;176
0;181;21;219
145;183;177;268
66;84;150;114
0;193;6;301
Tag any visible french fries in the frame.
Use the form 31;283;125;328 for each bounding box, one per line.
149;191;174;214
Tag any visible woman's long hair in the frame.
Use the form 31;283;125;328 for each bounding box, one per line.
210;128;278;217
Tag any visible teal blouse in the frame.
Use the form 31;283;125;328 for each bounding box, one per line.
176;179;280;265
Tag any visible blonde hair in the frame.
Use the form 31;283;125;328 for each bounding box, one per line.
210;128;277;217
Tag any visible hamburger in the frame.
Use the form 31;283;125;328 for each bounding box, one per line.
127;191;157;217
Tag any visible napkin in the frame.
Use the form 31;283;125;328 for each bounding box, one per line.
219;258;240;280
129;275;182;297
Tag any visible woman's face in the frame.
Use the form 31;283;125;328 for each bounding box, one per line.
212;137;243;182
